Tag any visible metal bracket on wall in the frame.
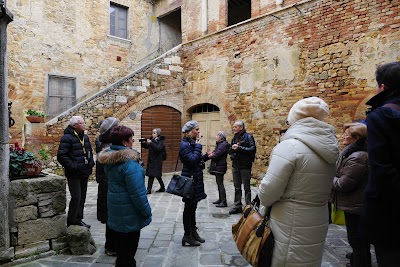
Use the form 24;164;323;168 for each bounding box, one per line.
294;4;303;15
269;14;281;20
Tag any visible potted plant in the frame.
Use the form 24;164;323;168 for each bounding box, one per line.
9;142;41;178
25;109;45;123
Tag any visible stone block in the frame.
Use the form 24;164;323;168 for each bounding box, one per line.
51;236;68;251
153;68;171;76
14;241;50;259
142;79;150;86
171;56;182;65
18;215;67;245
169;65;183;72
66;226;96;255
0;247;14;263
13;206;38;223
164;58;172;64
37;192;66;217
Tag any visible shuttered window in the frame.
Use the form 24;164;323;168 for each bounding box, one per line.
47;75;76;117
110;3;128;39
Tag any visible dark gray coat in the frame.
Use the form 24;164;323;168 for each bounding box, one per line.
207;140;229;175
332;140;368;215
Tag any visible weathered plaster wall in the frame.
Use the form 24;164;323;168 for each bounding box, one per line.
182;0;400;178
6;0;159;139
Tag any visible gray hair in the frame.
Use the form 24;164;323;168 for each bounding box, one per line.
234;120;245;129
182;120;199;133
217;131;226;141
69;116;83;126
154;128;162;136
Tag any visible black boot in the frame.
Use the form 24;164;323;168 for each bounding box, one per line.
182;235;200;246
147;176;154;194
156;177;165;192
212;200;221;204
192;228;205;243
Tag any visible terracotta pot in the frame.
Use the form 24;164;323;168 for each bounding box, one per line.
24;162;42;176
26;115;45;123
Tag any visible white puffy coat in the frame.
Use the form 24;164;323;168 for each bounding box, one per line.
259;117;339;267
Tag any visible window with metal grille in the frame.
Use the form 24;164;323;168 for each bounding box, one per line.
47;75;76;117
191;103;220;113
110;2;128;39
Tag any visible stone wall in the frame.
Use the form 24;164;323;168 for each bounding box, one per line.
3;174;67;264
41;46;184;174
181;0;400;177
6;0;159;140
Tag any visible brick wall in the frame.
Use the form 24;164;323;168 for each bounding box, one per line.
181;0;400;178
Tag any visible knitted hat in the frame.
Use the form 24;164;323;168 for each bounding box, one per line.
99;117;119;135
182;120;199;133
287;97;329;125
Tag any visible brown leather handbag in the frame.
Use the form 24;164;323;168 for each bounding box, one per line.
232;197;274;267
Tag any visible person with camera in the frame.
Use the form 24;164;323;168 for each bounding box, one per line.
140;128;166;194
228;120;256;215
179;120;207;246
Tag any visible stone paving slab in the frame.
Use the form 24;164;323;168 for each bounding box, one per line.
8;174;377;267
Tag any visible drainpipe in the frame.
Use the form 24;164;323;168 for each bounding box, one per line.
0;1;13;257
201;0;207;33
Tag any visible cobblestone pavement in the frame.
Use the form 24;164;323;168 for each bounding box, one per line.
10;174;377;267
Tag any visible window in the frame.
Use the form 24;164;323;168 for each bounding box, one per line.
110;3;128;39
228;0;251;26
47;75;76;117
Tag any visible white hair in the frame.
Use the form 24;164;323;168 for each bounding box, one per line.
69;116;83;126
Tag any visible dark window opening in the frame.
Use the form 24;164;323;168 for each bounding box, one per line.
191;103;220;113
228;0;251;26
158;8;182;54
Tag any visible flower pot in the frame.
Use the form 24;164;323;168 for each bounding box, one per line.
24;162;42;176
26;115;44;123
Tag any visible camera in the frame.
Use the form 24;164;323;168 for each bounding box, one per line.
139;138;147;142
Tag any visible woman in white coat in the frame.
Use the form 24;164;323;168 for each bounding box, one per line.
258;97;339;267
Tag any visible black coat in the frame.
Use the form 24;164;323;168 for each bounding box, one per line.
228;131;256;169
207;140;229;175
57;125;95;179
362;90;400;248
179;137;207;203
141;136;165;178
95;135;111;224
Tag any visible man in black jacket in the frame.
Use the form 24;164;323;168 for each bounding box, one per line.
228;121;256;214
57;115;95;228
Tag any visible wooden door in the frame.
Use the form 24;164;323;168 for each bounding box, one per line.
141;106;182;172
192;112;221;154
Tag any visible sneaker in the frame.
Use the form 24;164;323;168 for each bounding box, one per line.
156;188;165;192
216;201;227;207
212;200;221;204
229;207;243;214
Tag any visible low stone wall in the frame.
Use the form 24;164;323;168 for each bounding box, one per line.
5;174;67;264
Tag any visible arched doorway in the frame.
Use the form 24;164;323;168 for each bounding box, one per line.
190;103;221;154
141;105;182;172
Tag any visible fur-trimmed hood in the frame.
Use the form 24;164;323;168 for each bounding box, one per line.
98;145;140;165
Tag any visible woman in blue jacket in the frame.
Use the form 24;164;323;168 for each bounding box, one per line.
98;125;152;267
180;120;207;246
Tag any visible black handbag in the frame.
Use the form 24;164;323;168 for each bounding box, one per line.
166;174;194;199
166;155;194;199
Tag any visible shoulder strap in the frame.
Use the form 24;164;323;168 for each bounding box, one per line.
383;103;400;111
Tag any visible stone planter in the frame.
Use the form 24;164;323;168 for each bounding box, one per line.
26;115;44;123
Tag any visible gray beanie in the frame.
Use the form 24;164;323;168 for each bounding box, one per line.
182;120;199;133
99;117;119;135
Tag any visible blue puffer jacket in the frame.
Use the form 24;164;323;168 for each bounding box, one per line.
98;145;152;233
179;137;207;203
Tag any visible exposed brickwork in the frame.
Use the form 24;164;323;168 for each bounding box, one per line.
182;0;400;178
